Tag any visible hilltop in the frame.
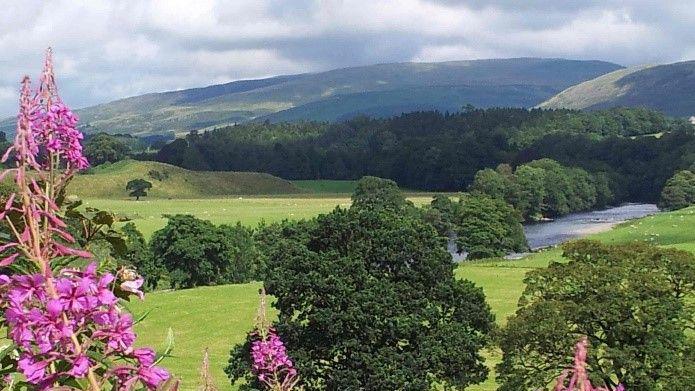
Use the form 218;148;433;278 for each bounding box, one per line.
67;160;301;199
540;60;695;117
1;58;621;136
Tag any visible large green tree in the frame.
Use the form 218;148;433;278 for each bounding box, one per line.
497;240;695;391
227;207;494;390
453;194;527;259
659;170;695;210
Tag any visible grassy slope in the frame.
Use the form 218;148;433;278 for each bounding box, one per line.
129;206;695;390
68;160;301;199
540;60;695;117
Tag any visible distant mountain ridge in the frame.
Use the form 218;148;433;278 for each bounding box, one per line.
540;60;695;117
0;58;623;136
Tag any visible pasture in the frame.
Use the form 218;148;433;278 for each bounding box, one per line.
127;205;695;390
83;196;435;237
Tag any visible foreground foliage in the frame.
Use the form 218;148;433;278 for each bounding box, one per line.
497;240;695;390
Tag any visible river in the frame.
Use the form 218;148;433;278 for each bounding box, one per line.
449;203;659;262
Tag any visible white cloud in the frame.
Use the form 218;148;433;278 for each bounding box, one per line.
0;0;693;116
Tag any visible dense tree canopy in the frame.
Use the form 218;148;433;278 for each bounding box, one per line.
153;107;693;203
149;215;263;288
659;170;695;210
497;240;695;391
227;205;494;390
83;133;131;165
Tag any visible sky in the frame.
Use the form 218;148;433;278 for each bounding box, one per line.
1;0;694;116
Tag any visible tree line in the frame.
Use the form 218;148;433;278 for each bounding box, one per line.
151;107;694;203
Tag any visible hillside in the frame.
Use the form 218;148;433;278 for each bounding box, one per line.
540;61;695;117
67;160;301;199
1;58;621;136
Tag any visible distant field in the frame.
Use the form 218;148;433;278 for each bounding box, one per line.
68;160;301;199
290;180;358;194
131;206;695;390
84;196;434;237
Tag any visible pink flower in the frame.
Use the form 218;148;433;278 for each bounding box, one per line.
18;355;50;384
120;277;145;300
68;355;90;377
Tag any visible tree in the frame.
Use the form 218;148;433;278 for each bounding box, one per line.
453;194;527;259
120;222;164;290
150;215;228;289
149;215;263;289
497;240;695;391
83;133;131;165
659;170;695;210
218;223;264;283
351;176;408;211
227;207;494;390
514;165;546;220
469;168;510;199
126;178;152;200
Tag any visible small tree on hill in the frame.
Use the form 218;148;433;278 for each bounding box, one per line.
126;178;152;200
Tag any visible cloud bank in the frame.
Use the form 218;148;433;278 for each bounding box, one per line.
0;0;692;116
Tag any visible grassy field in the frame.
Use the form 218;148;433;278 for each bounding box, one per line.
291;180;358;194
128;205;695;390
68;160;301;199
83;196;435;237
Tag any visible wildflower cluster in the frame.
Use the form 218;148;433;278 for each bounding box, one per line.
554;337;625;391
0;49;171;390
249;289;299;391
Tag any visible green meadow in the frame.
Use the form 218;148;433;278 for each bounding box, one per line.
125;204;695;390
82;196;435;237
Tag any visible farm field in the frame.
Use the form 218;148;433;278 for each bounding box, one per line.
129;205;695;390
83;196;435;237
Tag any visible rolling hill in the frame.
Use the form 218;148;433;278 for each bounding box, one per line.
1;58;621;136
540;61;695;117
67;160;301;199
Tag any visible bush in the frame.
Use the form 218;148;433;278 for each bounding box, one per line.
497;240;695;390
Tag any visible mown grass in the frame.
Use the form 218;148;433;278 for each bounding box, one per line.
130;206;695;390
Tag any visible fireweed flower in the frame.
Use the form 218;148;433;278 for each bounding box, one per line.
0;49;171;390
554;337;625;391
250;288;299;391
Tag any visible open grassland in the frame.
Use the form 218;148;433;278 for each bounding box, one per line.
68;160;301;199
83;196;435;238
291;180;359;194
130;206;695;390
